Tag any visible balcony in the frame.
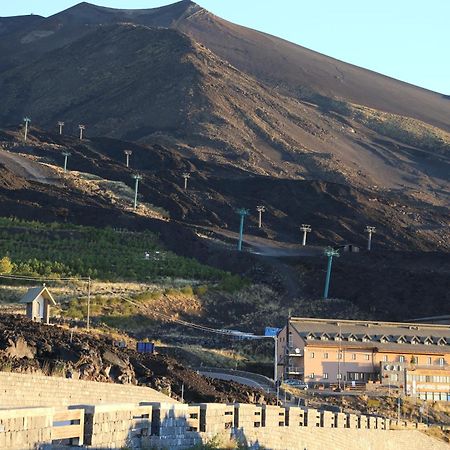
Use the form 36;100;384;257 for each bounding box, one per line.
287;347;303;357
287;367;304;375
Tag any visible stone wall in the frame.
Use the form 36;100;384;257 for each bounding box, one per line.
0;371;174;408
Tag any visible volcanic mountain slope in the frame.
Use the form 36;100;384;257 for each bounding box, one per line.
0;128;448;251
1;1;449;131
0;22;449;201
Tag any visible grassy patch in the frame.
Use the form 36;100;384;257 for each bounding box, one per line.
0;217;229;282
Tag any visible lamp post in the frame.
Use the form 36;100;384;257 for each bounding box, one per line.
23;117;31;142
300;224;311;246
78;124;85;140
62;151;71;173
256;205;265;228
58;121;64;135
236;208;250;251
132;174;142;209
323;247;339;299
366;226;376;251
124;150;132;168
182;172;190;190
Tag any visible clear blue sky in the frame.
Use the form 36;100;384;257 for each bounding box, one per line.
2;0;449;94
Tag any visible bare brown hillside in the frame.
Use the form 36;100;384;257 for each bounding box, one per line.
0;23;448;201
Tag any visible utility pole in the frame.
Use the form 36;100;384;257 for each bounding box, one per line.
124;150;132;168
78;124;85;140
366;226;376;251
182;172;190;190
300;224;311;246
256;205;265;228
86;276;91;330
133;174;142;209
58;121;64;135
62;151;71;173
323;247;339;299
236;208;250;251
23;117;31;142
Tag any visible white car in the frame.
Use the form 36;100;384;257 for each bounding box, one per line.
283;379;308;390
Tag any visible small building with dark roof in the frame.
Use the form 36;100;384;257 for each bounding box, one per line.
20;286;56;324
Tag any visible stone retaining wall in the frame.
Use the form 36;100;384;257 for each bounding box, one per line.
0;371;173;408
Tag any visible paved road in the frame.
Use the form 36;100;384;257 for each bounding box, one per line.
199;371;268;391
199;226;324;257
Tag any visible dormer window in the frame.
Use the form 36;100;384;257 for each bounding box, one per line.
379;335;390;343
306;333;316;340
320;333;330;341
438;337;447;346
410;336;421;345
396;336;407;344
424;337;433;345
347;334;356;342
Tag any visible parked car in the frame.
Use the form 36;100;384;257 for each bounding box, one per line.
283;379;308;390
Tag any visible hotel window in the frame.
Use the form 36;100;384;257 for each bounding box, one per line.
323;373;329;379
439;358;445;366
399;356;405;363
310;352;315;358
337;373;342;380
365;354;370;361
411;356;418;364
352;354;356;360
310;373;315;379
427;357;432;365
383;355;388;362
323;352;329;359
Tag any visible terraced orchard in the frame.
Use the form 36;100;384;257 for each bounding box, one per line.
0;217;228;282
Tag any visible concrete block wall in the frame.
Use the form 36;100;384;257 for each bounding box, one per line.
321;410;336;428
0;371;174;408
307;407;321;427
0;407;53;450
262;404;286;427
145;402;202;449
348;413;359;429
195;403;234;433
234;403;263;429
286;406;307;427
75;403;152;449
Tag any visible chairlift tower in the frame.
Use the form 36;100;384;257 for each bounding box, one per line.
62;151;71;173
78;124;85;140
366;226;376;251
236;208;250;251
23;117;31;142
323;247;339;299
124;150;132;168
256;205;265;228
300;224;311;246
132;174;142;209
182;172;191;190
58;121;65;135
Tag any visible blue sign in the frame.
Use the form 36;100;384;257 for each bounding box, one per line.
265;327;281;337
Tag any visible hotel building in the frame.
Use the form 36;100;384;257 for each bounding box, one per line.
277;317;450;401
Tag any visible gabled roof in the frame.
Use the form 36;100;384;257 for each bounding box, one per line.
20;286;56;305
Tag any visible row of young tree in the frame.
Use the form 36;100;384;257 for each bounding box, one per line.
0;219;225;282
